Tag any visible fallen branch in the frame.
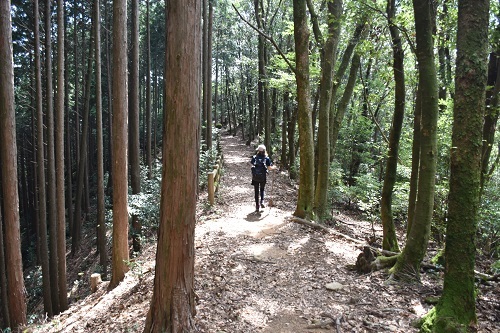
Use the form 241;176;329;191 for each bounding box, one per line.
292;216;364;244
305;319;334;329
291;216;399;257
231;254;276;265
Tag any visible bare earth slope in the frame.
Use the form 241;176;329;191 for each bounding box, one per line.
28;133;499;333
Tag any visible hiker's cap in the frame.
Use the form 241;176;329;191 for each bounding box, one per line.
257;144;266;152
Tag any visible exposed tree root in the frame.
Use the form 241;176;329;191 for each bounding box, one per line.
291;216;400;273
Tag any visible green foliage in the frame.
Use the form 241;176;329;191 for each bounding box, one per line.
128;163;162;234
199;128;222;189
479;170;500;257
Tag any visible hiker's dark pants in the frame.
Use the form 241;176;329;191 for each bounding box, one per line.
253;181;266;205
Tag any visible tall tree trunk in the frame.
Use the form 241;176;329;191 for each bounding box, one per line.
309;0;343;220
105;0;113;195
34;0;53;317
391;0;439;280
129;0;142;253
143;0;200;330
70;0;79;238
55;0;68;311
254;0;266;139
423;0;489;330
206;0;214;150
202;0;208;147
45;0;60;314
281;91;289;168
95;0;108;280
293;0;315;219
330;53;361;158
0;1;27;326
109;0;129;289
146;0;152;180
72;23;94;254
380;0;405;253
329;21;366;162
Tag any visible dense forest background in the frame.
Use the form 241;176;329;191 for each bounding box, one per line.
0;0;498;332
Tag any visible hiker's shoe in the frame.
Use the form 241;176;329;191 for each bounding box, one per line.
255;204;260;212
260;201;265;208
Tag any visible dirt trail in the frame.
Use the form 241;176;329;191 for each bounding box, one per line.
29;133;499;333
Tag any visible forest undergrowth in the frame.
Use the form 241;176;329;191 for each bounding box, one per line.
25;133;499;333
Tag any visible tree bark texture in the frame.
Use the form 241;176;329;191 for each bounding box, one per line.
423;0;489;330
130;0;142;253
110;0;129;289
380;0;405;253
293;0;315;219
45;0;60;314
143;1;200;331
55;0;68;311
312;0;343;220
329;21;366;162
146;0;153;179
73;24;94;254
95;0;108;280
391;0;439;280
0;0;27;326
34;0;53;316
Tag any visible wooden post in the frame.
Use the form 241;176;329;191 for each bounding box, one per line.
90;273;102;293
208;171;215;205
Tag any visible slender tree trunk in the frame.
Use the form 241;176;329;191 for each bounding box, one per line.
105;0;113;195
206;0;214;150
380;0;405;253
45;0;60;314
55;0;68;311
331;54;361;159
70;0;79;238
146;0;152;180
143;0;200;330
109;0;129;289
281;91;289;168
310;0;343;220
329;21;366;162
391;0;439;280
94;0;108;280
254;0;266;139
72;22;94;254
34;0;53;317
202;0;208;146
422;0;489;330
129;0;142;253
0;1;27;326
293;0;315;219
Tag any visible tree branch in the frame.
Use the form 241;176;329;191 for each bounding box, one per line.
232;4;296;74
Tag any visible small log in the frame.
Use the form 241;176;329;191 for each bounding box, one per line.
91;273;102;293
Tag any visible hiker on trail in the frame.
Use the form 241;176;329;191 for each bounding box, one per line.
250;144;276;212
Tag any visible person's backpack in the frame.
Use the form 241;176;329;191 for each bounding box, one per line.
252;155;267;183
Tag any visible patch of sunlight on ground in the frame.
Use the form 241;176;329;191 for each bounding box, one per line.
239;297;291;328
243;243;276;256
287;236;310;254
410;298;427;317
324;241;358;261
224;184;248;194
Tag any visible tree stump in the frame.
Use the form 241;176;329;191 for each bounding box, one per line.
91;273;102;293
355;246;377;273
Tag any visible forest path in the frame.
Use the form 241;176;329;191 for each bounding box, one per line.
193;133;418;333
196;133;296;239
29;132;499;332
